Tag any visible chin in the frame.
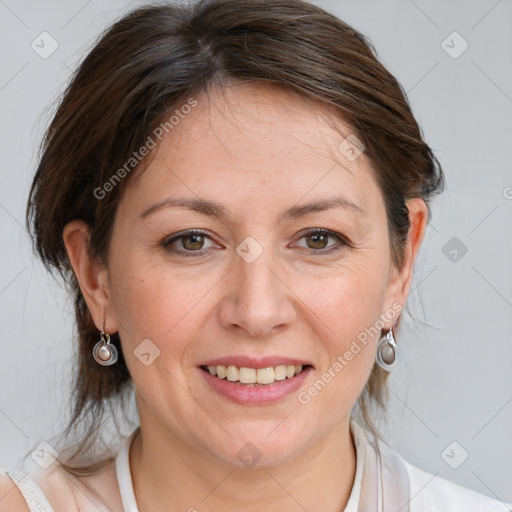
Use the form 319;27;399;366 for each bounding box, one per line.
204;421;316;469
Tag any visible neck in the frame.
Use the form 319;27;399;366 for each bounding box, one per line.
129;418;357;512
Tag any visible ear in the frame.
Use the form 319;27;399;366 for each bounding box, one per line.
62;220;118;334
383;197;428;323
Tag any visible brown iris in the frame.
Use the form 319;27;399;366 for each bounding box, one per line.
305;232;329;250
181;234;205;250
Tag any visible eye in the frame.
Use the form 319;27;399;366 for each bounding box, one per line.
161;228;350;257
162;229;219;256
293;228;349;254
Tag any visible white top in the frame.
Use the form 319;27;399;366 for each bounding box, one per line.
3;420;511;511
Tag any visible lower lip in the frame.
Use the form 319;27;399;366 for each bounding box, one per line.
199;366;313;405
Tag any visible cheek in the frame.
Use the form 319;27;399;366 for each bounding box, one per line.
320;283;382;376
108;255;220;360
300;254;389;340
293;256;388;399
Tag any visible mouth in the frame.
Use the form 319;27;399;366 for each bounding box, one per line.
199;363;312;386
198;356;314;404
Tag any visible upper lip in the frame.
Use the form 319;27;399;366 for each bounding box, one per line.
200;355;313;369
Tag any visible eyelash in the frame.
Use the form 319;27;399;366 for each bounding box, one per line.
161;228;350;257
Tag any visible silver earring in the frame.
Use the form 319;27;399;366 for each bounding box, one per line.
92;315;118;366
376;325;397;371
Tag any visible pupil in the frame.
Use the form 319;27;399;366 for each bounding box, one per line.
309;233;327;249
184;234;203;250
181;233;328;251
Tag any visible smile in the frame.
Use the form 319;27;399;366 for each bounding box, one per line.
200;364;308;385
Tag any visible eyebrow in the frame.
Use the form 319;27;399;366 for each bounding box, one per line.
140;195;366;220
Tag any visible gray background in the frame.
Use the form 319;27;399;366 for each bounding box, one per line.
1;0;511;505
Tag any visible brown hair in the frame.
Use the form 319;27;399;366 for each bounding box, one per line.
25;0;444;475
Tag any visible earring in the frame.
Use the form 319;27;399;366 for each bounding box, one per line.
92;314;118;366
376;324;397;371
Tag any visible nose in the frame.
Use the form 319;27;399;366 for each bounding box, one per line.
217;250;297;338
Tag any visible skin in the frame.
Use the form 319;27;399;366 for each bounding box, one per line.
63;82;427;512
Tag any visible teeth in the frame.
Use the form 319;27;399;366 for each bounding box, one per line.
216;365;226;379
239;367;256;383
226;365;239;382
274;365;287;380
205;364;306;384
256;367;274;384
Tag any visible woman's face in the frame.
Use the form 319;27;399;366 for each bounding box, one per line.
102;83;416;466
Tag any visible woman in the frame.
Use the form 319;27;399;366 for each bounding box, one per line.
1;0;510;510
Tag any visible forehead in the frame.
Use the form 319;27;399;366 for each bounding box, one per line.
121;82;382;220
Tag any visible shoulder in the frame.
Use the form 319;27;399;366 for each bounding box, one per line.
403;459;512;511
0;463;73;512
0;459;117;512
0;469;30;512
